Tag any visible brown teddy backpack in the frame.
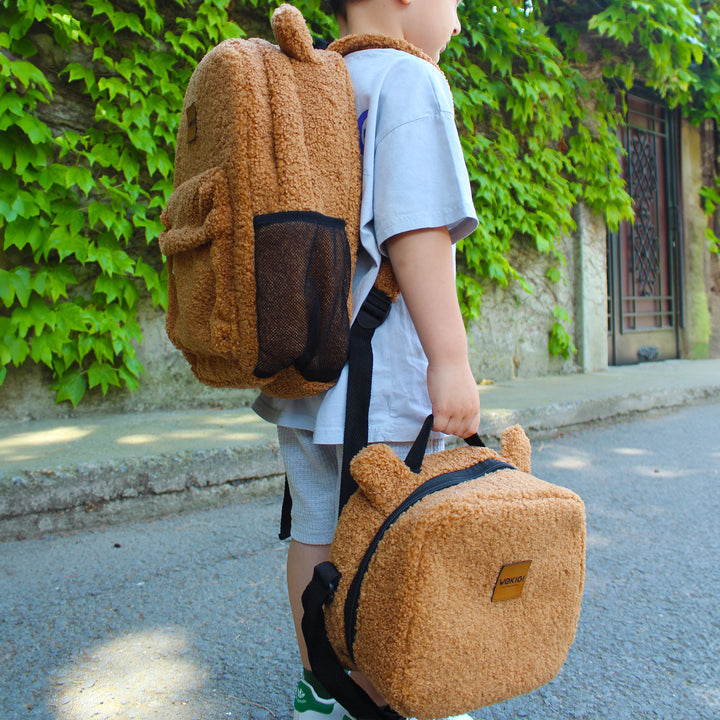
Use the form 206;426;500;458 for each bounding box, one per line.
158;4;363;397
302;417;586;720
158;4;410;399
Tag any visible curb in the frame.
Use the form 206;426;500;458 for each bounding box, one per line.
2;360;718;542
1;444;284;541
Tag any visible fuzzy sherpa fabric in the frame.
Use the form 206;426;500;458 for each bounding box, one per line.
324;426;586;719
328;33;438;68
159;4;371;396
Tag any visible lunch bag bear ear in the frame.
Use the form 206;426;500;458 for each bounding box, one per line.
316;423;586;720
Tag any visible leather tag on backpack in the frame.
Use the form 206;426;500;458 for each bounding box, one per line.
492;561;532;602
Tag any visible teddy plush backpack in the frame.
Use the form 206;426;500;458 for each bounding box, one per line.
159;3;361;398
302;416;586;720
159;4;404;399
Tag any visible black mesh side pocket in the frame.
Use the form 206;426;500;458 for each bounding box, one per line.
253;211;352;383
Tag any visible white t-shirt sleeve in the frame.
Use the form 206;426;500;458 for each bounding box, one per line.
370;58;478;248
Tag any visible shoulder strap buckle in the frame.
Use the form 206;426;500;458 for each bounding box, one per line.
355;287;392;330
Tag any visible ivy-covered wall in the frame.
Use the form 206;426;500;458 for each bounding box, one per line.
1;0;264;418
1;0;718;420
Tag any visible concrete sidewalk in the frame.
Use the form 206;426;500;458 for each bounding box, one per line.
1;358;718;541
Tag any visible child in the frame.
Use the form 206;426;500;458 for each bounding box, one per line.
253;0;480;716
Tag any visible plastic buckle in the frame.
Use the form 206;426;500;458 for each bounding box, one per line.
313;561;342;603
355;288;391;330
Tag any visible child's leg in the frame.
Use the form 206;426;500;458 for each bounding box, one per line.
279;425;388;708
286;538;387;706
286;538;330;670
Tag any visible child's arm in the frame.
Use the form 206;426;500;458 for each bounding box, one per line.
386;226;480;439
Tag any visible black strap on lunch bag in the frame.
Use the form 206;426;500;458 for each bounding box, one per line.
302;562;403;720
302;566;372;718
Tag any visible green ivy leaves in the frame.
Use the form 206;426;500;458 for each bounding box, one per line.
589;0;704;105
444;0;718;356
1;0;718;404
444;3;627;353
0;0;244;405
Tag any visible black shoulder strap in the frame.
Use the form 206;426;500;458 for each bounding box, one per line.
339;286;392;512
278;287;392;539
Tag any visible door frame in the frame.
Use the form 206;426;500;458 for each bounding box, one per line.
607;90;684;365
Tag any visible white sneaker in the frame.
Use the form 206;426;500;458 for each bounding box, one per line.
293;678;474;720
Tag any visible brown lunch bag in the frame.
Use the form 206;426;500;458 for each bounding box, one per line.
302;417;586;720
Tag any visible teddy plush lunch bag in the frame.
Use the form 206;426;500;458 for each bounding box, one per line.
302;416;586;720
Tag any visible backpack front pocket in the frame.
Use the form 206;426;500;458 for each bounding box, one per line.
253;211;351;383
159;167;238;357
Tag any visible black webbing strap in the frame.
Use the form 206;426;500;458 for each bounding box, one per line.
464;433;486;448
339;287;392;512
301;562;391;720
404;414;486;474
402;414;435;473
278;475;293;541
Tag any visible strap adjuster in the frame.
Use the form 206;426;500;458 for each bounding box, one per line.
312;561;342;604
355;287;391;330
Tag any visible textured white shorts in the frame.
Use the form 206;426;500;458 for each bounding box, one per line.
277;426;444;545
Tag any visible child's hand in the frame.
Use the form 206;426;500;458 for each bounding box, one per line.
427;359;480;438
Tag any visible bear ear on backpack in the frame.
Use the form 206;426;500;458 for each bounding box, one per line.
500;425;532;474
272;3;316;63
350;444;419;514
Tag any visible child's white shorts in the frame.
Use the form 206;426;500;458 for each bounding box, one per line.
277;426;444;545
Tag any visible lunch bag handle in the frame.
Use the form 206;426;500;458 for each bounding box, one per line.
404;414;485;473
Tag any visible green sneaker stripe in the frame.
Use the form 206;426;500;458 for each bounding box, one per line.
294;681;336;716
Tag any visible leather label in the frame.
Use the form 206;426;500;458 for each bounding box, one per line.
492;560;532;602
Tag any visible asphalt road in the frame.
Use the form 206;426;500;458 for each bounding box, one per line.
1;402;719;720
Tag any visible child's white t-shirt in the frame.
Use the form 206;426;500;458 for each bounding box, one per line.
252;48;478;444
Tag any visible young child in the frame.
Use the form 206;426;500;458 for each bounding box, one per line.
253;0;480;717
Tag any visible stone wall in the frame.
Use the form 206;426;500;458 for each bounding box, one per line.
466;230;578;383
3;240;580;422
0;320;257;423
681;122;714;359
2;233;585;422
